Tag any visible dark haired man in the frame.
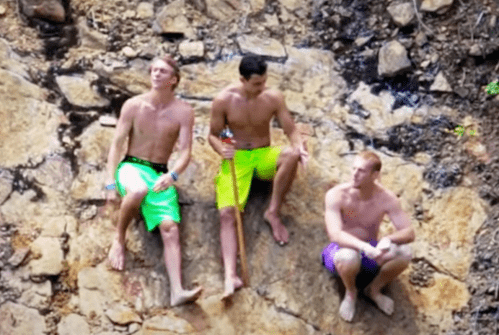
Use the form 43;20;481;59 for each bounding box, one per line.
106;55;202;306
208;54;308;298
322;151;415;321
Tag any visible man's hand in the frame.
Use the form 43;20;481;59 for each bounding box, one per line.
362;244;382;260
153;173;174;192
222;140;237;160
377;237;391;252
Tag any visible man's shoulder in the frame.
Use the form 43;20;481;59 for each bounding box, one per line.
375;183;397;199
173;98;193;111
124;94;147;108
326;183;350;202
215;85;240;101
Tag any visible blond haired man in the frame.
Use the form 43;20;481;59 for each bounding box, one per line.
106;55;202;306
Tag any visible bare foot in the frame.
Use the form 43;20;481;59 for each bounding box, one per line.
364;287;394;316
339;290;357;322
263;211;289;245
222;276;244;301
171;286;203;307
108;237;125;271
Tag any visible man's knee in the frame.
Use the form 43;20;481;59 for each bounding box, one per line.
395;244;412;263
334;248;361;269
281;147;300;165
159;220;178;235
125;187;148;203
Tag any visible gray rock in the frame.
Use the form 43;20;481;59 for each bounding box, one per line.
179;41;205;58
58;314;91;335
378;40;412;77
137;2;154;19
237;35;286;58
388;2;415;27
19;280;52;310
56;72;109;108
77;17;108;50
8;247;30;267
0;302;47;335
421;0;453;12
430;71;453;92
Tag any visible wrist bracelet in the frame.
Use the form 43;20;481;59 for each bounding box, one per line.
105;183;116;190
170;171;178;181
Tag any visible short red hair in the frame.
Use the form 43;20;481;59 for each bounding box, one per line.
358;151;382;172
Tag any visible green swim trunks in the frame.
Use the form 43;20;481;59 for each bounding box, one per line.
215;146;281;210
115;156;181;231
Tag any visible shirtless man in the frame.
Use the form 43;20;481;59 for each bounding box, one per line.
208;54;308;298
322;151;415;322
106;55;202;306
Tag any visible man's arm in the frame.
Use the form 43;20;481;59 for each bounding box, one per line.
272;90;308;165
106;99;135;187
208;94;233;159
325;188;380;255
153;104;195;192
384;193;416;245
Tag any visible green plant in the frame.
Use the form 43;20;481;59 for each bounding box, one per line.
486;81;499;95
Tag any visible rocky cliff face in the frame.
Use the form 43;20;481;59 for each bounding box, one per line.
1;0;499;334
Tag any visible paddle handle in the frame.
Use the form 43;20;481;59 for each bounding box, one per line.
228;159;250;287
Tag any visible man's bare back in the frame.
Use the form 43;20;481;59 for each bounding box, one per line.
215;84;283;149
125;93;192;164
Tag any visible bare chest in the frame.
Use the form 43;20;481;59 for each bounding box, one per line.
134;106;180;139
341;198;386;229
227;98;274;128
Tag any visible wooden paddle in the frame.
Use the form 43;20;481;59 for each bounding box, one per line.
221;129;250;287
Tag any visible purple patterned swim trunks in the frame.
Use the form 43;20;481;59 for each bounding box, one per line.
321;240;379;276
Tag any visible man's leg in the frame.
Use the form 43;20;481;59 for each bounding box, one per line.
108;186;148;270
159;220;202;307
333;248;362;322
219;207;244;299
263;147;300;244
364;244;412;315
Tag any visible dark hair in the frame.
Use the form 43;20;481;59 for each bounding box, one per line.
149;55;181;90
239;54;267;80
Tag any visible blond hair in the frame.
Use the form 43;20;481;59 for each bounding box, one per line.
149;55;181;90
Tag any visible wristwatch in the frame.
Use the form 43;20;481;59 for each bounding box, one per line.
105;183;116;190
170;171;178;181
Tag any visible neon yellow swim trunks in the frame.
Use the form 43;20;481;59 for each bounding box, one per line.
116;156;181;231
215;146;281;210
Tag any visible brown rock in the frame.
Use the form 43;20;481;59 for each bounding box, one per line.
154;0;196;39
20;0;66;23
29;236;64;276
205;0;243;22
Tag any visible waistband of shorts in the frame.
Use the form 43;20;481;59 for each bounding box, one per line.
122;155;169;174
236;146;271;152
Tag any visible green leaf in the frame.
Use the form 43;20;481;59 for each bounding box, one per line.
486;81;499;95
